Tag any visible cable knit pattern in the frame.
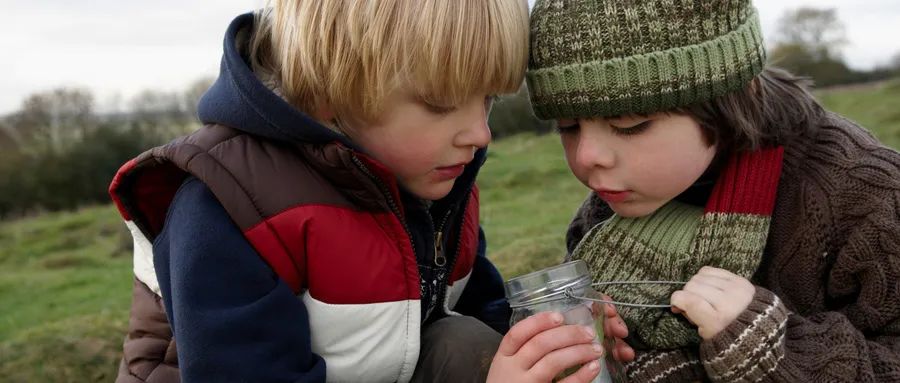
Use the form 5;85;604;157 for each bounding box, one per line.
566;112;900;382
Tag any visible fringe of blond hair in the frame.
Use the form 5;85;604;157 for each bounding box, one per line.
251;0;529;124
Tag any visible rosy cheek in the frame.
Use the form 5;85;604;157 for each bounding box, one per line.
635;156;679;196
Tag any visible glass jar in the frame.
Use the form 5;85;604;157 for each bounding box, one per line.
505;260;627;383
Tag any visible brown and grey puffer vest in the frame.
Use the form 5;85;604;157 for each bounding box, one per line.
111;124;483;382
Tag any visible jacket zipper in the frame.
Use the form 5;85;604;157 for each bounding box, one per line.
433;209;454;267
352;153;476;315
434;187;474;314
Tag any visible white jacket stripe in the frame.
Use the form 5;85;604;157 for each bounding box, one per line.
303;293;421;382
126;220;161;296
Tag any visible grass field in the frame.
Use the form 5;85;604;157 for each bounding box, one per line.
816;79;900;149
0;206;132;381
1;78;898;381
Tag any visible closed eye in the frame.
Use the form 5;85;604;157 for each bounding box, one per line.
610;120;651;136
424;102;456;115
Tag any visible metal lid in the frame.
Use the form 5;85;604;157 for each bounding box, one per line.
505;260;592;308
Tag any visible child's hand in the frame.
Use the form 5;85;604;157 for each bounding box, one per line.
487;311;605;383
670;266;756;340
599;295;635;362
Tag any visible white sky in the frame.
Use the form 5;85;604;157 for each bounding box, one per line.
1;0;898;115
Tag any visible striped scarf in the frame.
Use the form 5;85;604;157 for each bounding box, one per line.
570;147;784;349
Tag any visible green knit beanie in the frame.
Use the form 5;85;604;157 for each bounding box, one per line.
527;0;766;119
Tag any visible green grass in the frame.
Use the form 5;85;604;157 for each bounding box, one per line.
0;206;133;381
479;133;586;278
1;79;898;381
815;78;900;149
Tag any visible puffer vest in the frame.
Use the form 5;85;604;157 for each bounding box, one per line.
110;124;481;382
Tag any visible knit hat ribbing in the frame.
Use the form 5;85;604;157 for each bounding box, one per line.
527;0;766;119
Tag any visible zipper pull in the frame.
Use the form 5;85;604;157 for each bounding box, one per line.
434;231;447;267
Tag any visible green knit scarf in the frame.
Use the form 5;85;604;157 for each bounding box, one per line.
570;147;784;349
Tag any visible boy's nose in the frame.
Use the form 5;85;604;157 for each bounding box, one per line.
456;115;492;149
575;133;615;170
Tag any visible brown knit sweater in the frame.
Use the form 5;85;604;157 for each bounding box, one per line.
566;112;900;382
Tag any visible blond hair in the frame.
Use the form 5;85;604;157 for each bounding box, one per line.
251;0;529;124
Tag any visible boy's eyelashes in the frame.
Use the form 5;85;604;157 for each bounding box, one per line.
423;102;456;115
554;119;652;136
423;95;498;116
610;120;652;136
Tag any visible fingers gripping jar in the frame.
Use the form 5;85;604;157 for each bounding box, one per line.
505;260;627;383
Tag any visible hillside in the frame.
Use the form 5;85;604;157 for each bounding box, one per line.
1;78;898;381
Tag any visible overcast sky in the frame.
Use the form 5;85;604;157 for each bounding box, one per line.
2;0;898;115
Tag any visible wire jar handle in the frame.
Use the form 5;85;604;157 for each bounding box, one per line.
563;281;687;309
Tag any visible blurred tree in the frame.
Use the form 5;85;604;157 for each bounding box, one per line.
488;83;554;139
0;78;215;218
183;76;215;120
889;51;900;73
0;122;153;218
0;117;22;151
769;7;854;87
13;88;96;153
774;7;847;62
129;89;184;138
130;90;183;121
